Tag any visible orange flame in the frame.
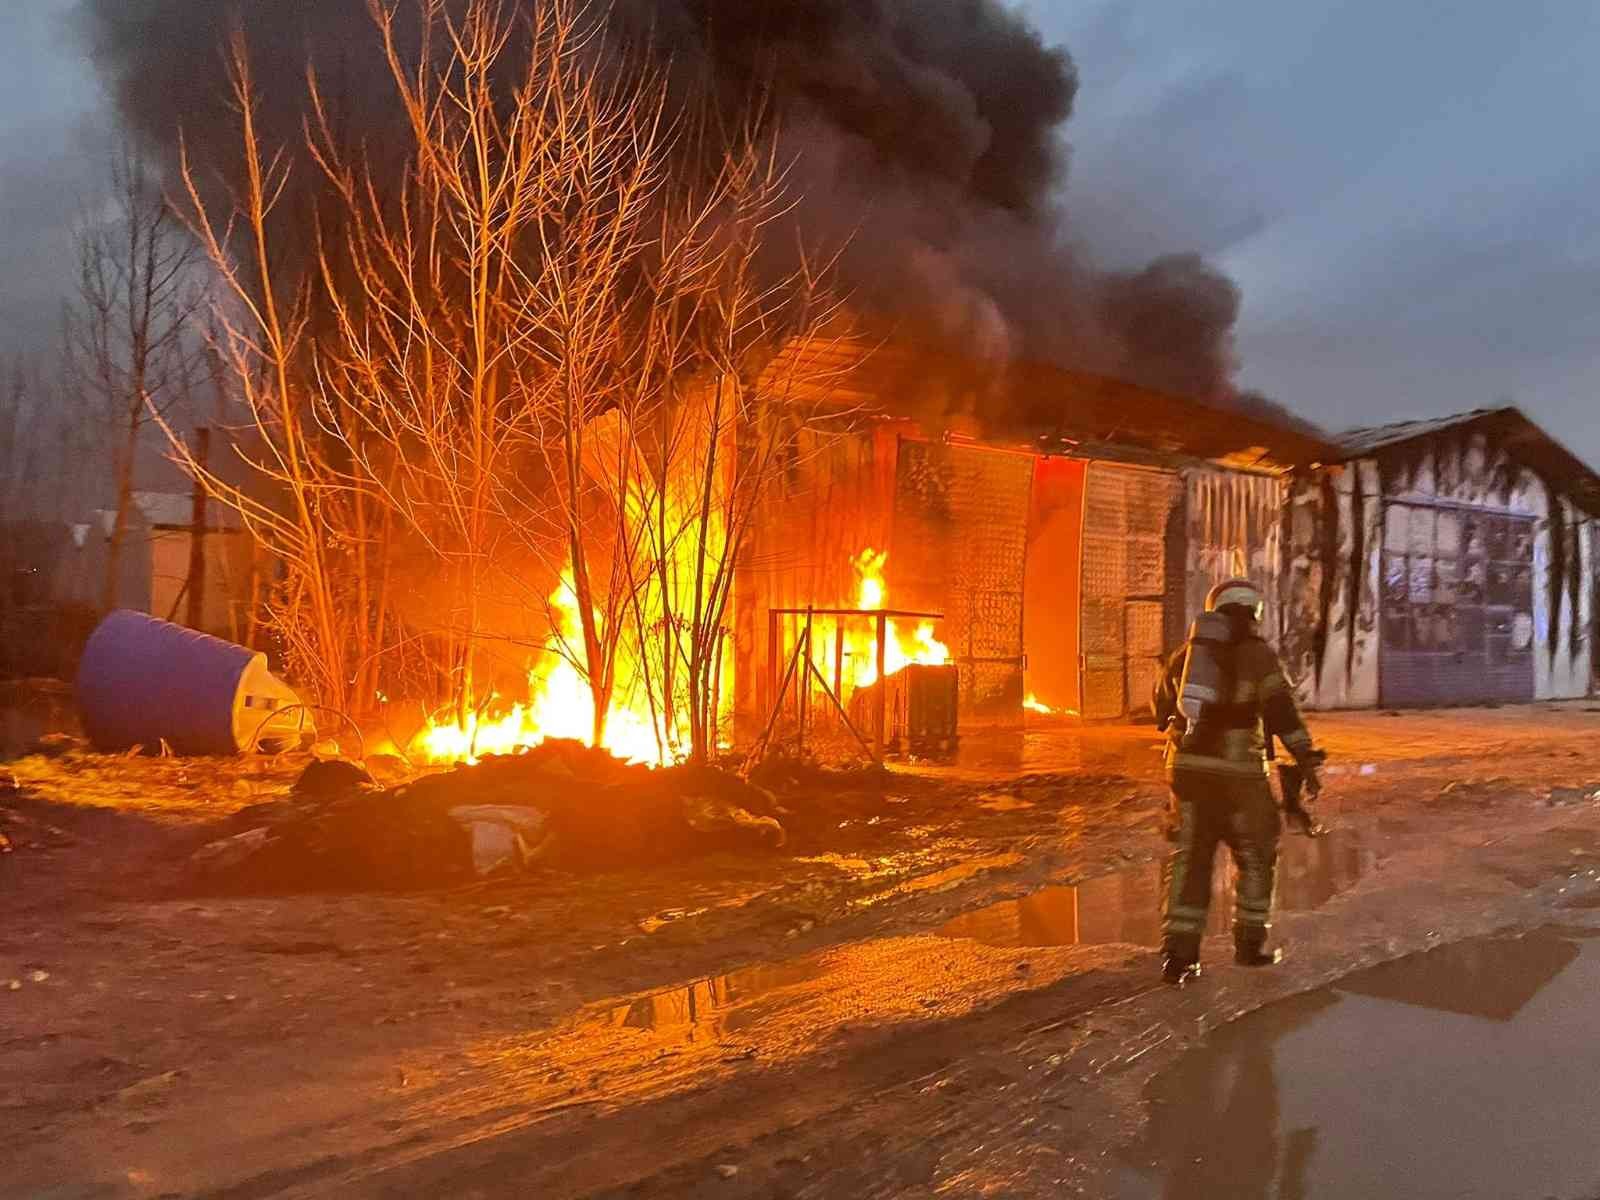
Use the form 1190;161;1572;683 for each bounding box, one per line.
806;548;949;694
1022;693;1076;716
411;404;744;767
412;545;942;767
412;571;671;766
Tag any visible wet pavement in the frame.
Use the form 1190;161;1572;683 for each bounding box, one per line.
1116;925;1600;1199
373;826;1393;1161
936;829;1378;950
904;721;1169;780
9;706;1600;1199
555;831;1378;1057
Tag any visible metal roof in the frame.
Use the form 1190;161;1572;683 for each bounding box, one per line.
1334;408;1513;458
1332;406;1600;515
814;337;1338;471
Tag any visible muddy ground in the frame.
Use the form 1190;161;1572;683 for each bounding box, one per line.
5;705;1600;1198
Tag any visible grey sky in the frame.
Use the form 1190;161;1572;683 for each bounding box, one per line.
0;0;103;353
1025;0;1600;459
4;1;1598;459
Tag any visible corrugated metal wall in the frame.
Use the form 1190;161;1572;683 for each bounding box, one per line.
1283;462;1383;709
739;418;1597;730
734;425;899;734
1369;431;1594;705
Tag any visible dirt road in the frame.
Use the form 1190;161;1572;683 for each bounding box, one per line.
5;706;1600;1197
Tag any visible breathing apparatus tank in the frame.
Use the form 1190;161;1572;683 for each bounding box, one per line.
1175;578;1265;750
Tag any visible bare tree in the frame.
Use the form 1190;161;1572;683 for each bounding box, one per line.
304;0;692;748
504;13;680;750
163;41;357;711
160;0;854;760
0;358;35;523
66;142;203;612
632;166;855;763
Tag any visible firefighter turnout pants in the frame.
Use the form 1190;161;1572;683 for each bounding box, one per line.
1161;770;1280;958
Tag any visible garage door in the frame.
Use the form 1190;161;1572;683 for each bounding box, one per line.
1080;463;1183;719
1379;501;1534;706
892;439;1034;720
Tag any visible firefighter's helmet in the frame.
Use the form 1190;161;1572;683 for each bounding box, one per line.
1205;577;1265;622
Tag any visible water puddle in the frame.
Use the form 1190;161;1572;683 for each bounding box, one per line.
600;957;826;1035
906;727;1167;779
462;831;1375;1130
1117;927;1600;1199
636;907;709;934
793;852;884;876
936;829;1376;950
850;852;1027;909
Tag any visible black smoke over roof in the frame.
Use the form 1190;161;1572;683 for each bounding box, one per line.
80;0;1312;434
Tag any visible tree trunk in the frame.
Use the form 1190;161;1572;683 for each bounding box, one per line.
185;427;210;630
101;407;141;613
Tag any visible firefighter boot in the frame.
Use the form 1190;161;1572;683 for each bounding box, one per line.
1162;936;1202;986
1234;925;1283;968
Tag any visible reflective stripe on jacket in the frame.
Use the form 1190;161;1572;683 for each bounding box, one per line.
1153;636;1315;779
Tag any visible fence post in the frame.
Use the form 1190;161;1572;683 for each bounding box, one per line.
186;427;210;630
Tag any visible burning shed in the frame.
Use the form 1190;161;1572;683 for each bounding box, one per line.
1285;408;1600;710
733;342;1333;740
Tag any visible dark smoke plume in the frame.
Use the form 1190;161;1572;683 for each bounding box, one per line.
79;0;1309;435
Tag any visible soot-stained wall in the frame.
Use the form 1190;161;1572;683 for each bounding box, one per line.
1288;429;1594;708
1284;461;1382;709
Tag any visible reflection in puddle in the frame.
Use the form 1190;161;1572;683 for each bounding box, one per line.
976;792;1036;812
910;728;1167;779
602;958;825;1035
851;852;1028;909
1118;928;1600;1199
935;871;1162;949
936;831;1376;950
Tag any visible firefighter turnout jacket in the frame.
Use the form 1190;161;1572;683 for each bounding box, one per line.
1153;625;1316;780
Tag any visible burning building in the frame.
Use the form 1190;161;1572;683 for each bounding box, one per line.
734;358;1600;742
74;0;1600;762
730;339;1332;741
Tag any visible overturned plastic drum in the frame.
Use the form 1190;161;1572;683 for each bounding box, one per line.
75;609;310;755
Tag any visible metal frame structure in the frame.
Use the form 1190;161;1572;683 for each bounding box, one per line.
765;605;943;758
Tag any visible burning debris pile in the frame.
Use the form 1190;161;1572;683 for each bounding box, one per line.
190;740;785;893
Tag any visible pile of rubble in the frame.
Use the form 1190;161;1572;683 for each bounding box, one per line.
189;739;787;892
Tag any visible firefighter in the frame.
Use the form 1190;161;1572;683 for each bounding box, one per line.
1152;578;1323;986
